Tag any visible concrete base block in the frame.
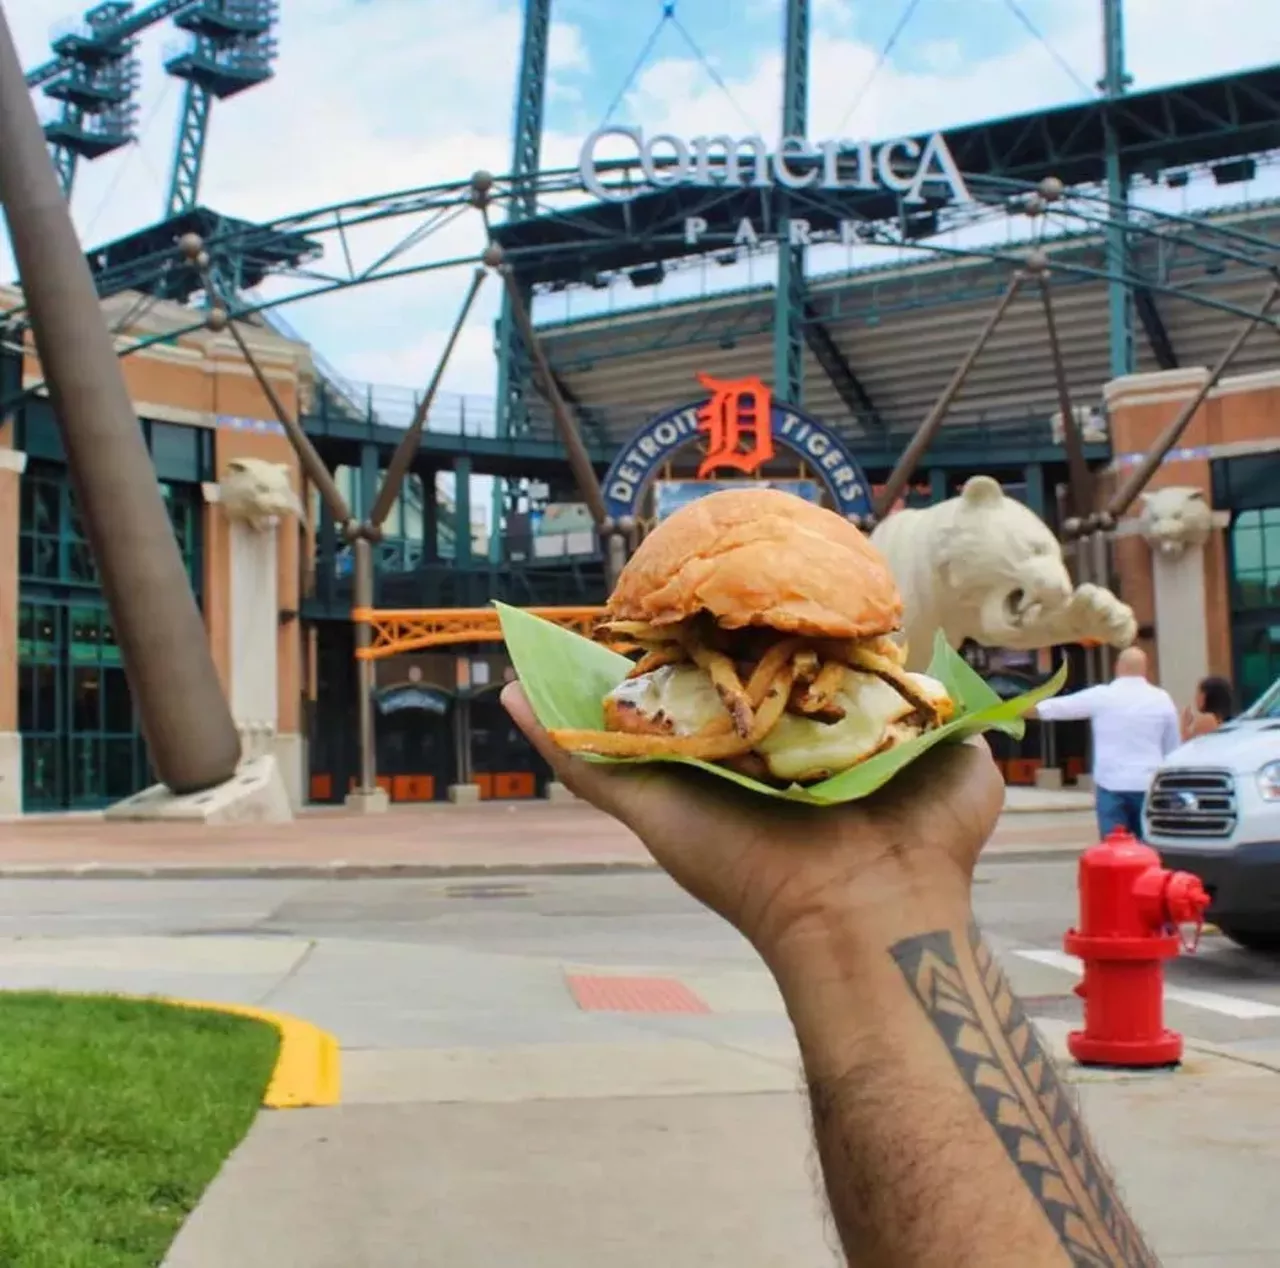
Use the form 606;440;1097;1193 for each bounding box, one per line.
1034;767;1064;791
105;754;293;824
545;781;576;803
448;783;482;805
343;786;390;815
0;732;20;817
273;732;306;811
1076;774;1095;793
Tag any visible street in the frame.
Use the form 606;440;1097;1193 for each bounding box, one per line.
0;857;1277;1266
0;859;1275;1052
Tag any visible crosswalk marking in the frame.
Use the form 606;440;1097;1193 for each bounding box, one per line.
1013;949;1280;1021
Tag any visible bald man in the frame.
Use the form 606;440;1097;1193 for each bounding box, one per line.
1031;647;1181;839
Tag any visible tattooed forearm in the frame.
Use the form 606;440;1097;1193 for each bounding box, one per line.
891;923;1160;1268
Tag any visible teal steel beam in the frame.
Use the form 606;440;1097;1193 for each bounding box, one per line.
453;455;473;564
495;0;551;439
161;2;280;215
492;0;551;561
1101;0;1135;379
773;0;809;405
166;80;213;215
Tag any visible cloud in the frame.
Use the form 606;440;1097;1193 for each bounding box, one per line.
3;0;1276;408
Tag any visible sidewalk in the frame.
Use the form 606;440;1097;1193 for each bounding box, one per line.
0;881;1268;1267
97;931;1266;1268
0;795;1095;879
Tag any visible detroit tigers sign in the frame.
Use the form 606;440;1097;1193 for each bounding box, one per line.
602;375;873;523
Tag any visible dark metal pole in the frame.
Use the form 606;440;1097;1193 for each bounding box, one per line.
0;5;240;793
351;539;378;796
1035;266;1093;522
369;267;487;529
1107;280;1280;521
873;271;1025;521
1091;530;1113;680
195;249;355;530
498;266;608;527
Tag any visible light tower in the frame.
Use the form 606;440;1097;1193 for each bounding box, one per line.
38;2;141;196
24;0;279;209
162;0;279;215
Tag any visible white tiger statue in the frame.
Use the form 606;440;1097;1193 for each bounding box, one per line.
218;458;305;532
1137;486;1214;558
870;475;1137;671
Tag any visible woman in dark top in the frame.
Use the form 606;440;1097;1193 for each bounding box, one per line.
1181;675;1234;741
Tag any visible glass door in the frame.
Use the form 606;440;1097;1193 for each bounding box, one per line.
18;601;148;810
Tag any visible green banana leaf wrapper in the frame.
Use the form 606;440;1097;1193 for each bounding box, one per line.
495;601;1067;806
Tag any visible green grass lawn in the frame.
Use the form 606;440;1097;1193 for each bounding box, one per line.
0;992;280;1268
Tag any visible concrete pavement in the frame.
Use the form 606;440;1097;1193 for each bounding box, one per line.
0;792;1097;879
159;1025;1280;1268
0;866;1277;1265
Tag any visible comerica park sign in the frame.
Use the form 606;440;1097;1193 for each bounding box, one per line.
579;126;972;207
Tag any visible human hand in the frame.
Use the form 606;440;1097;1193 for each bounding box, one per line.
502;682;1005;958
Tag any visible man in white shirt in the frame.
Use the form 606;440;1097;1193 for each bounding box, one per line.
1031;646;1182;840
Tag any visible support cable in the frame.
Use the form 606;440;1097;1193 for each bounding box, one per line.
834;0;924;135
1000;0;1093;98
599;5;673;127
668;14;761;134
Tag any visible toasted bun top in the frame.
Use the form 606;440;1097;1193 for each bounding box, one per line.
606;488;902;639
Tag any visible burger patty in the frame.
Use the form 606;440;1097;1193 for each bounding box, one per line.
604;663;951;784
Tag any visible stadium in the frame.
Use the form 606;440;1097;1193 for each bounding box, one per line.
2;0;1280;814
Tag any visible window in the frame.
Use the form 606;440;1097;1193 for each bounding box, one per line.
1230;509;1280;610
1235;624;1280;712
19;465;201;588
147;420;203;483
18;472;62;581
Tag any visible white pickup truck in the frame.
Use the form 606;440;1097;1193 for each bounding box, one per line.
1144;676;1280;952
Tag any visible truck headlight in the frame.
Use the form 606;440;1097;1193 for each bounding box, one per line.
1258;761;1280;801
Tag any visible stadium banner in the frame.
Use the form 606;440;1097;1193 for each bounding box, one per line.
602;373;873;524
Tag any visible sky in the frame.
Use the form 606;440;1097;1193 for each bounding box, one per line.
4;0;1280;418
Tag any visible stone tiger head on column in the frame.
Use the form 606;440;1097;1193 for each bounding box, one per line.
218;458;306;532
1137;486;1214;558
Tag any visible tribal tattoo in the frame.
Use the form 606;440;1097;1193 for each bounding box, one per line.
891;922;1160;1268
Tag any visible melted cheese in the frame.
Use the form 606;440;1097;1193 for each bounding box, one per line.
606;664;729;734
605;664;953;783
757;669;918;782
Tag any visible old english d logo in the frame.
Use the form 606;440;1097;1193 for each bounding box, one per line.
695;373;775;477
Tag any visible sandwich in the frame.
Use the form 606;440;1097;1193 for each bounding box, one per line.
548;487;955;784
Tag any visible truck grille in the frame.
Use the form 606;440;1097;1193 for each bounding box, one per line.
1146;768;1237;839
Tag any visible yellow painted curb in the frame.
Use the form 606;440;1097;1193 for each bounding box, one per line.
161;998;341;1110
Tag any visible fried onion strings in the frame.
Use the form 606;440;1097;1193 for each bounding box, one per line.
688;645;754;737
627;646;684;679
848;646;941;722
550;660;797;760
792;660;848;722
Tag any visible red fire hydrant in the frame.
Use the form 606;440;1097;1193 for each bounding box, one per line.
1064;828;1210;1068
